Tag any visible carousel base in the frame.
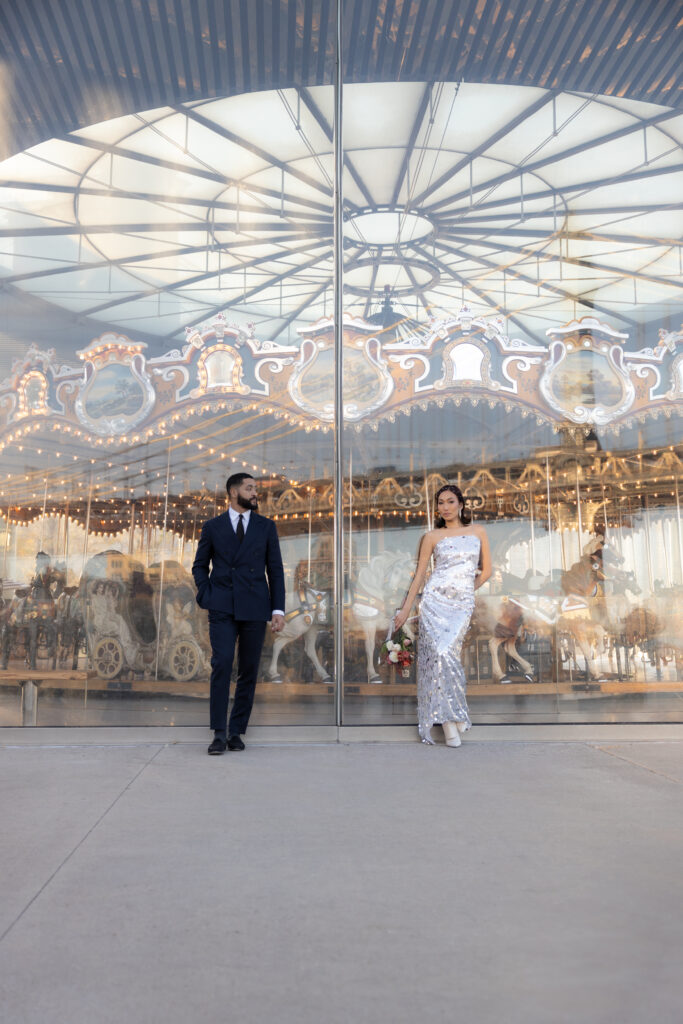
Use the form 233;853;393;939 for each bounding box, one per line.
0;668;681;698
0;666;682;728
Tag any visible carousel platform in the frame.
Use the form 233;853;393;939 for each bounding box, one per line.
1;665;681;729
1;667;682;701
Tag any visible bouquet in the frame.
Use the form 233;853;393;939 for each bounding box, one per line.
380;625;414;678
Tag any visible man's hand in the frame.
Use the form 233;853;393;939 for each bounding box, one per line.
270;613;285;634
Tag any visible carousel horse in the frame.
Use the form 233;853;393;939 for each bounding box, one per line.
650;585;683;674
489;600;535;683
265;581;332;683
55;586;86;670
592;569;641;680
618;582;683;680
481;566;565;683
1;562;64;670
0;590;23;669
493;544;620;681
556;543;626;679
487;544;636;682
351;551;415;682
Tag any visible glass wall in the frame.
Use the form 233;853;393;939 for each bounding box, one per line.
340;79;683;724
0;82;338;726
0;1;681;727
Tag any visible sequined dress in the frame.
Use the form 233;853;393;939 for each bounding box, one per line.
417;534;481;743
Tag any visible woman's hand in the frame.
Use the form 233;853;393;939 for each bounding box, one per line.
393;605;410;631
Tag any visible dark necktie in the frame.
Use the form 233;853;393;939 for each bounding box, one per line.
236;514;245;543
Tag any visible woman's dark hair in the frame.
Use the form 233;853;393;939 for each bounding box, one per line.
434;484;472;528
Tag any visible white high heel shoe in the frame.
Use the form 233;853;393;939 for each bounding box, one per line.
442;721;461;747
456;720;469;734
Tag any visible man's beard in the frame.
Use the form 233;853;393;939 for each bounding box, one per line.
237;494;258;511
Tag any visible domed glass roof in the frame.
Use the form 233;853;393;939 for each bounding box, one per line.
0;81;681;346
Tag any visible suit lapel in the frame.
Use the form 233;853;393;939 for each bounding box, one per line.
219;512;240;558
234;511;264;563
219;510;264;564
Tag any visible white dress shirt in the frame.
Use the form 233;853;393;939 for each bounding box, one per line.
228;506;283;618
228;506;251;533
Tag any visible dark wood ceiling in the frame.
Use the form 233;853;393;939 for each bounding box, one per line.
0;0;681;158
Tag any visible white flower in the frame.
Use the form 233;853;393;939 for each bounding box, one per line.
388;651;399;663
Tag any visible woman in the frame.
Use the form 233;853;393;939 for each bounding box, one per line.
393;485;492;746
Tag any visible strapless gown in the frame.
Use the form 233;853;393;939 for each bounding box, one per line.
417;534;481;744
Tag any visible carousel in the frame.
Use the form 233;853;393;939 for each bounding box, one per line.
0;303;681;715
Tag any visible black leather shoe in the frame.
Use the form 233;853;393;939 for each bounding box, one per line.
208;736;227;755
227;734;245;751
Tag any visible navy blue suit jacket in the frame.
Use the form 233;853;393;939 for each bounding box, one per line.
192;511;285;621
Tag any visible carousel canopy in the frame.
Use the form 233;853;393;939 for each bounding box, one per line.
0;309;680;534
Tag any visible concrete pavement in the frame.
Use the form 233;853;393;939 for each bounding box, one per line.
1;731;682;1024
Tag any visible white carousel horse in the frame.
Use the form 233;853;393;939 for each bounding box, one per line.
266;581;332;683
351;551;415;682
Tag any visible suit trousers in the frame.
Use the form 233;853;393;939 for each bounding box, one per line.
208;611;266;735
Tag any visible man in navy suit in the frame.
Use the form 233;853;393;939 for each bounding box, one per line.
192;473;285;755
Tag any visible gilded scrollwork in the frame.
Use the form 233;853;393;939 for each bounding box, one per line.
0;311;679;449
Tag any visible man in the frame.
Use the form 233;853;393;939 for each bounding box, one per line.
192;473;285;755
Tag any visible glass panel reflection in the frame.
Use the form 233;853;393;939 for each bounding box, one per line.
0;325;340;726
0;76;338;726
340;331;683;723
340;74;683;727
0;49;682;730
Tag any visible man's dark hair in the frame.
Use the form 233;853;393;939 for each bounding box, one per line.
226;472;254;496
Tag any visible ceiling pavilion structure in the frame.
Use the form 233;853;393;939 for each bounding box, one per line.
1;0;682;155
0;1;681;364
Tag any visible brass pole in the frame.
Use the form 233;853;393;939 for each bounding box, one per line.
333;0;344;732
675;477;683;585
545;456;553;581
154;440;172;680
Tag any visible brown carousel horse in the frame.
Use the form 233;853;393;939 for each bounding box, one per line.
557;542;638;679
487;542;638;682
618;584;683;680
487;581;538;683
1;556;65;670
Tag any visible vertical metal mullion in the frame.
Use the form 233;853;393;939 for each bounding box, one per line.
333;0;344;735
154;439;172;680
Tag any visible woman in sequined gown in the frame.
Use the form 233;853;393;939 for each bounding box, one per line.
394;485;492;746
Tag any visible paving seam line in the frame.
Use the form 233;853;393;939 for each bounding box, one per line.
588;743;681;785
0;743;166;946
